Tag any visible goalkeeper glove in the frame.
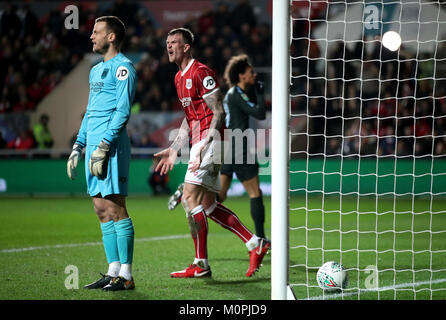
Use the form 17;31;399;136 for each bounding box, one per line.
67;144;83;180
89;141;110;178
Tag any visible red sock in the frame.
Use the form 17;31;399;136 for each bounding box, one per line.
208;203;253;243
189;208;208;260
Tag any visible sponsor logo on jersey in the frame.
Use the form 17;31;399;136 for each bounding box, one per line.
116;66;129;80
180;97;192;108
202;76;216;90
91;82;104;92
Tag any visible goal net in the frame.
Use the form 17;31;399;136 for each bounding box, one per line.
284;0;446;300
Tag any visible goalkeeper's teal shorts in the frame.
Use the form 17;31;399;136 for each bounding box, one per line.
84;139;130;198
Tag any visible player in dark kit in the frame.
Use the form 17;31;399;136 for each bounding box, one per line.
219;54;267;240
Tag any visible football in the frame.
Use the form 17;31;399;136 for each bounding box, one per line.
317;261;348;291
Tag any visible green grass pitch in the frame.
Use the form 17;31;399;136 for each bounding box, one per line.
289;195;446;300
0;195;445;300
0;196;271;300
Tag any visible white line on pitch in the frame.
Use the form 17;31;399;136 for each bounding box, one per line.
306;278;446;300
0;234;190;253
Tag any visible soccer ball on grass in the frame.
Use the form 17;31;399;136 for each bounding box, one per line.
316;261;348;291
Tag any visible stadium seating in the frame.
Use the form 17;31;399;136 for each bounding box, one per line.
0;1;271;153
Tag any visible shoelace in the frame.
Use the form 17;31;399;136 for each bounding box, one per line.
111;276;126;284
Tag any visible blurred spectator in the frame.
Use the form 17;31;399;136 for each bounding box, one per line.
0;131;6;149
33;113;54;151
7;129;35;150
148;164;170;196
326;138;341;156
140;134;158;149
213;3;231;30
107;0;137;29
379;126;396;156
0;95;12;113
21;5;40;42
1;4;22;39
434;138;445;156
230;0;256;33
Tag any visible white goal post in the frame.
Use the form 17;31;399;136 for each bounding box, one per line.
271;0;291;300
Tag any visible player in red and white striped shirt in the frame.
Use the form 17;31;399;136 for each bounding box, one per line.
173;55;224;146
154;28;270;278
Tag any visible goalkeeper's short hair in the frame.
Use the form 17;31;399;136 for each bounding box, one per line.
95;16;126;50
224;54;252;87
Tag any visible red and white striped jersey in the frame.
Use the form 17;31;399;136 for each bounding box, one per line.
174;59;222;145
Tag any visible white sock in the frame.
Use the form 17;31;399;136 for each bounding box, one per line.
245;234;260;251
204;202;217;216
193;258;209;269
119;264;132;281
107;261;121;277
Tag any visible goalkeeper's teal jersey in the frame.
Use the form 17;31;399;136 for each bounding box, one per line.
76;53;137;147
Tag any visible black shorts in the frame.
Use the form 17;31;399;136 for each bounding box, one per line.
220;162;259;182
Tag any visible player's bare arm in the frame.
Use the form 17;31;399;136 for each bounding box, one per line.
154;117;190;175
171;117;190;153
203;89;225;143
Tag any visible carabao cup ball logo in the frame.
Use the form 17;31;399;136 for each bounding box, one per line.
317;272;337;289
116;66;129;80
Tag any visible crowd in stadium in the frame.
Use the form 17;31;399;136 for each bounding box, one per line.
0;0;271;152
0;0;445;158
291;18;446;158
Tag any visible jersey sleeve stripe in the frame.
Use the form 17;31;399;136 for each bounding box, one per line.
202;88;220;99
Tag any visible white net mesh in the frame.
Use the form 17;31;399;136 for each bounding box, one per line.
288;0;446;299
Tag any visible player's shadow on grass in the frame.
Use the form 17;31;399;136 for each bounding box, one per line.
203;277;270;299
210;257;272;265
203;276;269;286
210;257;251;263
107;289;150;300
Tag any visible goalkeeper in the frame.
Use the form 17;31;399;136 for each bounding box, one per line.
219;54;267;239
66;16;137;291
